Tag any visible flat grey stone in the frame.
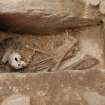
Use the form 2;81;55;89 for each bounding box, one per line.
1;95;30;105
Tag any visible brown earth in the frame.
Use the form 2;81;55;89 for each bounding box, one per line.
0;0;105;105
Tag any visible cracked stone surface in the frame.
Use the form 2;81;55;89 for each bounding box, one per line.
0;70;105;105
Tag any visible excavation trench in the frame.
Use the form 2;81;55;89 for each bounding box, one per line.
1;0;105;105
0;12;104;73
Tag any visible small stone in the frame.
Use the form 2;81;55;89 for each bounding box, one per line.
1;94;31;105
99;0;105;14
88;0;100;6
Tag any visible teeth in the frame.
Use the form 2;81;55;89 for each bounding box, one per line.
21;61;27;67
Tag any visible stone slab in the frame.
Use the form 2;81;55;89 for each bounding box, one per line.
0;69;105;105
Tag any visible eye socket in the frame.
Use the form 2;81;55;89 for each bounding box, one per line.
15;57;18;61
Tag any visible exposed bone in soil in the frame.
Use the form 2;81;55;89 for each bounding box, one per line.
63;55;99;70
